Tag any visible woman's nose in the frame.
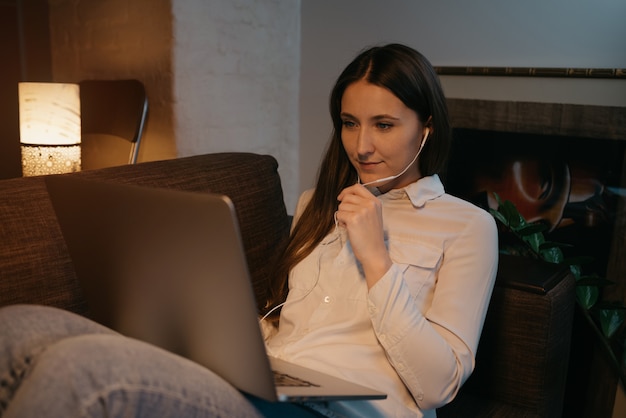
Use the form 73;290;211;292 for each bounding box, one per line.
356;128;375;156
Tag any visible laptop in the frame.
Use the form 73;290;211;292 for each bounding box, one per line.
45;175;386;403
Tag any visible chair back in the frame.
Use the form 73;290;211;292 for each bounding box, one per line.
80;79;148;169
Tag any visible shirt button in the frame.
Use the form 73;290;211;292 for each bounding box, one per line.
324;296;331;303
379;334;387;342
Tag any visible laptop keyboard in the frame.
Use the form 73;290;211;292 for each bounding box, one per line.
273;371;320;387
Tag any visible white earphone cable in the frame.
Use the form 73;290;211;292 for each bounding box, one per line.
360;129;430;188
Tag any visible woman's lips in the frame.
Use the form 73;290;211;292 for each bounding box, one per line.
358;161;381;172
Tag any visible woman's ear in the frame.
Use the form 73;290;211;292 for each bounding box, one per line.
424;116;433;134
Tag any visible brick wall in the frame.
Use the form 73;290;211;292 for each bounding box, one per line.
171;0;300;211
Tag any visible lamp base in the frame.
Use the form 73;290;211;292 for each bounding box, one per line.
21;144;81;176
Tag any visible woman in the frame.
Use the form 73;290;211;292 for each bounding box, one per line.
0;44;497;418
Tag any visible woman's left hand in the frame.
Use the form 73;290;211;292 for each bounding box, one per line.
336;184;392;288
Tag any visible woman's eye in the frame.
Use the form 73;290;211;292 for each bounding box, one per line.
342;120;356;128
377;122;392;130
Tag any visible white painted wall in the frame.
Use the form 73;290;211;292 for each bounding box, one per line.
300;0;626;194
172;0;300;211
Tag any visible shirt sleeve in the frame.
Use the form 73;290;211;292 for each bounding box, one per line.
366;208;498;410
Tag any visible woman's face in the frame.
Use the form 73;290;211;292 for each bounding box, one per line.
340;80;427;193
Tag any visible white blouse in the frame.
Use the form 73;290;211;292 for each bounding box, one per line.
265;175;498;417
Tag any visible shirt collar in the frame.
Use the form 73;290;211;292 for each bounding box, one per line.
380;174;445;208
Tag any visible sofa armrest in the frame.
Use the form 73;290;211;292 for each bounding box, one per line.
494;253;571;295
438;254;576;417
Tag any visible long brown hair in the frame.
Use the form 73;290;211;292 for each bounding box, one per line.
263;44;451;320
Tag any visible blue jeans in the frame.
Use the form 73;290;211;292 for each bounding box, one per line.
0;305;327;418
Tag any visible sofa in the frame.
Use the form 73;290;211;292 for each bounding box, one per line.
0;152;575;417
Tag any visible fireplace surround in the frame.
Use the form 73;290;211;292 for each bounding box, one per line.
445;98;626;416
446;98;626;140
446;98;626;292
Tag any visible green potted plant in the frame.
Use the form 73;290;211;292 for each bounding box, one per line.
490;194;626;388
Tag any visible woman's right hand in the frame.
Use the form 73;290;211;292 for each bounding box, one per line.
336;184;392;288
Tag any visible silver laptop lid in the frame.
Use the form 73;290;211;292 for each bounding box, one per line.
46;175;277;401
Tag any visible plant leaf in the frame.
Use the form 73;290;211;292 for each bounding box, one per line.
597;308;626;338
522;232;545;254
570;264;583;280
577;285;599;310
539;246;565;264
493;192;504;207
517;223;550;236
489;209;510;228
498;200;525;229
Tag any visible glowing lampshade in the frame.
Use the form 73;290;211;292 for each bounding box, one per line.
19;82;81;176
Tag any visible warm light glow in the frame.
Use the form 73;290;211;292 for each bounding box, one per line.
21;145;81;176
19;82;81;176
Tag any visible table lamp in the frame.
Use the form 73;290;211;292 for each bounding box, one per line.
19;82;81;176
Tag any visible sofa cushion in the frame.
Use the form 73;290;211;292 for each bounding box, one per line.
0;153;290;316
0;177;82;311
